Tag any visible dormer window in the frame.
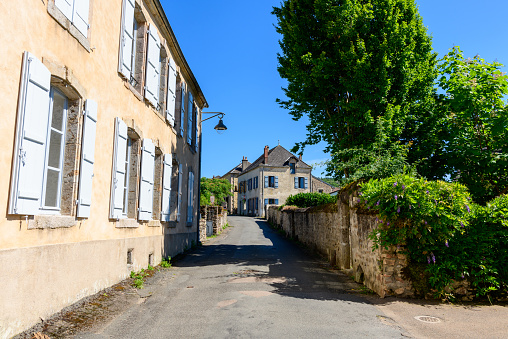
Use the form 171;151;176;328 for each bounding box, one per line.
289;162;296;174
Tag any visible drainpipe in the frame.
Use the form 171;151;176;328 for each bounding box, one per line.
261;166;264;218
196;123;203;245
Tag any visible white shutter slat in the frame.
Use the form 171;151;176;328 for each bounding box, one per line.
10;52;51;215
187;92;193;144
119;0;135;78
176;163;183;221
73;0;90;37
77;99;98;218
165;58;177;125
55;0;73;22
138;138;155;221
161;154;172;222
110;118;128;219
145;24;161;107
179;83;185;137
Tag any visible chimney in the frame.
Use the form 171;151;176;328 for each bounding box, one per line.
264;146;269;164
299;154;302;161
242;156;248;171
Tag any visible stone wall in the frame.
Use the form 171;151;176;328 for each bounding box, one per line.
199;206;228;242
266;192;414;298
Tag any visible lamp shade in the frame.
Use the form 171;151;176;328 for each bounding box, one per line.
214;118;227;131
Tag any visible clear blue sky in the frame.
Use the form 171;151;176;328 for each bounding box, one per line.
162;0;508;178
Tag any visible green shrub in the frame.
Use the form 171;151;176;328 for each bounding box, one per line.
285;192;337;208
362;174;508;300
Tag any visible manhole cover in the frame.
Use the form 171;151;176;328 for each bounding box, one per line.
414;316;442;323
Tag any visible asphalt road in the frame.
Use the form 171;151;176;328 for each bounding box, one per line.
77;216;406;338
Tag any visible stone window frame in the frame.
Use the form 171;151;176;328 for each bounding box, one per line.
47;0;94;52
27;75;84;229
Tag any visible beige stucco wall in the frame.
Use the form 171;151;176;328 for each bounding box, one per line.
0;0;203;336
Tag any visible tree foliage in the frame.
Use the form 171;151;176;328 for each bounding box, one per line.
285;192;337;208
200;177;232;206
273;0;436;179
436;47;508;204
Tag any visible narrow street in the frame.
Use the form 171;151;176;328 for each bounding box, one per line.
75;216;405;338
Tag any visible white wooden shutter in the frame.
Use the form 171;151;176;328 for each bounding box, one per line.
161;154;172;222
187;92;193;145
110;118;128;219
264;176;268;188
176;163;183;221
73;0;90;37
77;99;97;218
9;52;51;215
179;83;186;137
138;138;155;221
305;177;309;189
275;176;279;188
55;0;73;22
145;24;161;107
187;171;194;223
193;110;199;152
119;0;135;78
166;58;177;125
294;177;298;189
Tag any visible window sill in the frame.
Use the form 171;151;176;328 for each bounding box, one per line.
122;78;144;101
148;220;161;227
47;2;90;52
115;218;139;228
27;215;77;230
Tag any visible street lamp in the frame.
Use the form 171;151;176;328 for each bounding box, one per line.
201;112;227;134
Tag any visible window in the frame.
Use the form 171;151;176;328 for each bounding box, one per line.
265;176;278;188
177;81;186;138
9;52;97;218
295;176;309;189
160;154;172;222
110;118;144;221
187;92;194;145
43;89;68;209
248;178;252;191
152;149;163;220
289;163;296;174
265;199;279;205
176;163;183;222
318;189;324;193
54;0;90;37
187;171;194;225
119;0;147;94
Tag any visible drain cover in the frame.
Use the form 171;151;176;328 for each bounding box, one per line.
414;316;442;323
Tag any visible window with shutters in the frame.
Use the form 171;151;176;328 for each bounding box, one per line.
268;176;275;188
118;0;147;97
295;176;309;189
48;0;92;50
289;163;296;174
109;118;142;221
152;149;163;220
176;80;187;138
9;52;97;222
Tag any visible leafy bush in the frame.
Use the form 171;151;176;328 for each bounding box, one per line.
361;174;508;300
285;192;336;208
200;177;232;206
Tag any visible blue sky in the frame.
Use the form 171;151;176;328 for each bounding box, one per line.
162;0;508;178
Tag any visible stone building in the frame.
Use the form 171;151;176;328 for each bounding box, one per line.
311;175;336;194
0;0;207;336
236;145;312;217
221;157;250;214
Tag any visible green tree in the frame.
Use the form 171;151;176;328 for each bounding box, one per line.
200;177;233;206
437;47;508;204
273;0;436;180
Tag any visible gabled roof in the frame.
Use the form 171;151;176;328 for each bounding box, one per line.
243;145;311;173
312;175;336;188
222;161;250;178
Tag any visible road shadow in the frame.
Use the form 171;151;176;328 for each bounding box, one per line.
174;217;377;305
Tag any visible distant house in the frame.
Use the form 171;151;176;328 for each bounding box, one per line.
236;145;312;217
221;157;251;214
311;176;336;194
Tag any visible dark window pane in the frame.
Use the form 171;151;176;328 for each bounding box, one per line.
47;130;62;169
45;169;60;207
